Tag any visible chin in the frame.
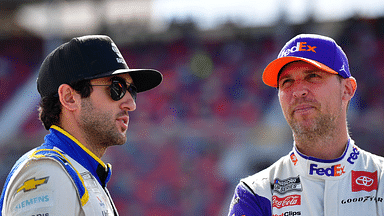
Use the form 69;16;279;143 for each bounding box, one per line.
114;134;126;145
118;133;128;145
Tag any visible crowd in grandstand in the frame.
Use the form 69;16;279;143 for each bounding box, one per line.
0;16;384;215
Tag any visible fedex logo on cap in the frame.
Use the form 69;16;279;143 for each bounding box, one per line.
309;163;345;177
280;42;317;57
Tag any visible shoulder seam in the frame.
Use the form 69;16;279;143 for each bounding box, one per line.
31;149;89;206
240;181;257;196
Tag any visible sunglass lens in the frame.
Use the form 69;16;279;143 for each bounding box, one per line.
128;85;137;101
110;81;126;101
110;80;137;101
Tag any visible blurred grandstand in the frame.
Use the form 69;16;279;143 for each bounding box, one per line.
1;0;384;215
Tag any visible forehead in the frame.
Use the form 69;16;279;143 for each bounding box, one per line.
279;61;321;78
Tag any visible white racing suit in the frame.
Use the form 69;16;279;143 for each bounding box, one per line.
228;139;384;215
0;125;119;216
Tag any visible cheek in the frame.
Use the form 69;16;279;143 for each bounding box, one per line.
278;91;289;105
318;87;342;108
278;92;291;115
328;93;344;113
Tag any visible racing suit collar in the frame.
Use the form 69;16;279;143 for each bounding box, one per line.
291;139;360;180
44;125;112;187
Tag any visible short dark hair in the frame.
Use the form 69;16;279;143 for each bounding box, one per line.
38;79;93;130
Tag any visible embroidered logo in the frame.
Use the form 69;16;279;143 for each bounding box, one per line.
347;147;359;164
272;195;301;209
280;42;317;57
290;152;298;166
352;171;378;192
111;42;126;64
272;176;302;194
17;177;49;193
309;163;345;177
15;195;50;210
273;211;301;216
340;64;347;73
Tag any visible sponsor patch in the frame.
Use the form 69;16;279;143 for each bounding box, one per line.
17;177;49;193
309;164;345;177
290;153;298;166
352;170;378;192
273;211;301;216
347;147;359;164
272;176;302;194
15;194;50;210
341;195;383;204
272;195;301;209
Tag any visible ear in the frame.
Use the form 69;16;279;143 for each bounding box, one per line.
58;84;81;112
342;77;357;101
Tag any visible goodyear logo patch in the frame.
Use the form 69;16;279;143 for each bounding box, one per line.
17;177;49;193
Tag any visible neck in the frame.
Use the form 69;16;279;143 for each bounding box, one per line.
294;136;349;160
51;125;106;165
290;108;351;160
60;118;106;159
293;125;349;160
81;132;108;158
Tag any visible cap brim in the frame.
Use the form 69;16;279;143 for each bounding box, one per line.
85;68;163;93
262;56;338;88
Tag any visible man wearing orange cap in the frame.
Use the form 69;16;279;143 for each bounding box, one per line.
228;34;384;215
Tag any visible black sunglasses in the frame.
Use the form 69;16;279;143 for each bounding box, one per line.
92;79;137;101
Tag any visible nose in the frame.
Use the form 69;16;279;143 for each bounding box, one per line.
292;81;308;98
293;89;308;98
120;93;136;111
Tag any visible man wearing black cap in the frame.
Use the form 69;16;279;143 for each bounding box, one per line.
228;34;384;215
0;35;162;215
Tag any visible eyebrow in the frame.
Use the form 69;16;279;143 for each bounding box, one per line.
279;69;324;80
278;70;328;88
109;76;133;85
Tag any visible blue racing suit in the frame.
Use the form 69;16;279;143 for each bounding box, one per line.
0;125;119;216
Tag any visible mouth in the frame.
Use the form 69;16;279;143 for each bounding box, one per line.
116;116;129;131
292;104;316;115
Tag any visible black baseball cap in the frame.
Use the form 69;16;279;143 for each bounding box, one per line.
37;35;163;98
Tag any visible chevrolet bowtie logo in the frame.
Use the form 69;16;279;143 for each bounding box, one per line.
17;177;49;193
